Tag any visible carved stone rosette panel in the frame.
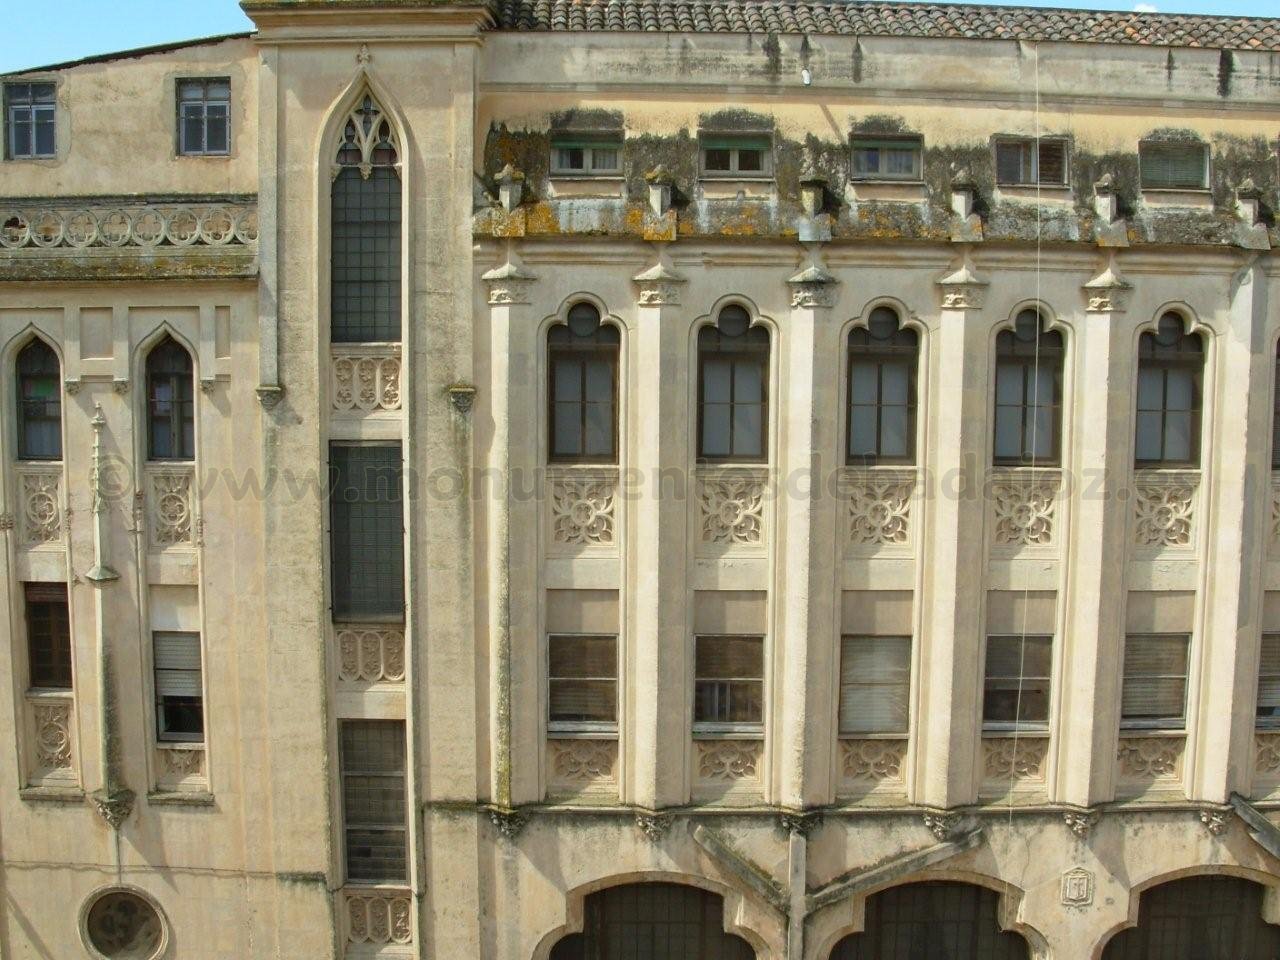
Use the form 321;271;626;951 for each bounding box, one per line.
26;693;76;785
988;468;1059;553
155;746;206;792
1254;733;1280;784
546;738;618;797
844;468;915;554
345;888;413;947
1117;735;1185;789
146;464;196;549
1132;469;1198;552
331;345;402;414
547;468;617;554
982;737;1049;788
0;201;258;249
839;738;907;794
696;468;767;552
16;465;63;546
695;739;763;789
336;625;407;684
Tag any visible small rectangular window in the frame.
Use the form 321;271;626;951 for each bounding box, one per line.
839;636;911;735
1121;634;1190;730
851;137;922;181
177;78;231;156
694;635;764;731
1140;141;1208;190
154;631;204;742
995;137;1068;186
550;137;622;176
330;444;405;621
25;583;72;690
5;82;56;160
1258;634;1280;727
982;635;1053;731
548;634;617;731
340;720;408;883
699;136;772;179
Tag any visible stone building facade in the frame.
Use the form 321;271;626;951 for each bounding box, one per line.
2;1;1280;957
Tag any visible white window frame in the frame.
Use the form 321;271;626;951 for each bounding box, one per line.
699;136;773;180
176;76;232;158
994;136;1069;187
850;136;923;182
152;630;205;745
4;80;56;161
550;138;622;177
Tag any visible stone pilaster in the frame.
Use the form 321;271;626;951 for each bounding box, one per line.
914;251;988;808
1191;253;1271;801
628;251;690;810
774;255;840;810
1055;256;1132;806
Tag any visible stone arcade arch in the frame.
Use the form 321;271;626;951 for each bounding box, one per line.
547;882;756;960
828;882;1030;960
1101;875;1280;959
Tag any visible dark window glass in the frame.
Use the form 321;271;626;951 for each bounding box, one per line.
993;309;1063;466
5;82;56;160
16;338;61;460
699;137;772;177
146;337;195;461
982;635;1052;729
830;882;1031;960
177;78;231;156
1135;313;1203;467
1258;634;1280;726
548;884;755;960
551;140;622;175
1102;876;1280;960
25;583;71;690
330;444;404;621
848;307;918;465
851;138;922;181
154;632;203;742
549;303;619;463
548;634;618;727
340;720;407;883
698;306;769;462
995;138;1067;186
1121;634;1189;729
1140;141;1208;190
694;635;764;728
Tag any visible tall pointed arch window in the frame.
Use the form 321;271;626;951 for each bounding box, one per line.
993;308;1063;466
146;337;195;461
16;338;61;461
1135;312;1203;468
549;302;619;463
697;304;770;463
331;93;402;344
847;306;918;466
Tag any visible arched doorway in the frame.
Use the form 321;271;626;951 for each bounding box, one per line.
549;882;755;960
1102;875;1280;959
829;881;1029;960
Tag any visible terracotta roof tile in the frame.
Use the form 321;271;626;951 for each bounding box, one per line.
493;0;1280;49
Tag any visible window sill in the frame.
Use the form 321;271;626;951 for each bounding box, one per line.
1119;727;1186;736
19;785;84;804
547;727;618;739
548;177;626;199
698;178;774;201
693;727;763;739
995;184;1073;203
982;727;1049;737
148;790;215;806
839;732;908;740
156;741;205;750
1141;189;1213;210
848;180;927;203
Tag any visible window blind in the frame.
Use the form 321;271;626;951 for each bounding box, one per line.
694;635;764;726
548;634;618;727
839;635;911;735
982;635;1052;728
1257;634;1280;725
1121;634;1189;728
1140;142;1207;190
154;631;203;742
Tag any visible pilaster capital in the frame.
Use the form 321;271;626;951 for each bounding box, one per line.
936;249;988;310
788;264;838;309
1083;251;1132;314
634;810;673;841
482;259;537;306
634;252;686;307
487;805;527;841
90;787;136;830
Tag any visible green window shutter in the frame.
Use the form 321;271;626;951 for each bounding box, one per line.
1141;142;1206;189
330;443;405;621
700;134;770;152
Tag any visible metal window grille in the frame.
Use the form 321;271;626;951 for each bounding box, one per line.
154;631;203;742
340;720;408;883
694;635;764;729
25;583;72;690
177;77;231;156
1135;312;1203;468
993;309;1063;466
5;82;55;160
16;339;61;461
548;634;618;730
146;337;196;461
329;444;405;621
839;635;912;735
847;307;918;465
549;303;619;463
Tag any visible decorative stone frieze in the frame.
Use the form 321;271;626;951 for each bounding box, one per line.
1117;736;1184;781
988;468;1059;550
696;740;761;781
633;257;686;306
481;258;537;305
0;512;13;531
336;626;406;684
845;468;914;551
16;465;62;545
787;262;837;309
0;201;257;249
1270;476;1280;555
145;465;196;549
548;468;616;550
29;695;74;776
696;467;767;549
1255;732;1280;777
840;739;907;784
160;748;204;779
983;737;1048;782
1133;470;1198;550
546;739;618;796
345;888;413;947
331;345;401;414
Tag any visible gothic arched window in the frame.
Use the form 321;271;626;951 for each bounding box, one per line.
146;336;195;461
847;306;918;466
697;304;770;463
548;302;620;463
16;338;61;461
993;308;1064;466
1135;312;1203;467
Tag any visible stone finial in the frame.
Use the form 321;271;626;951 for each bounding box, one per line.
645;164;674;216
799;172;828;219
495;163;525;213
1093;173;1118;223
949;165;976;218
1236;177;1263;224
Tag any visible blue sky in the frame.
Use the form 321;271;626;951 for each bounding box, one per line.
0;0;1275;74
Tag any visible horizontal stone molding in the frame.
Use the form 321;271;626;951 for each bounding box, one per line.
0;200;258;250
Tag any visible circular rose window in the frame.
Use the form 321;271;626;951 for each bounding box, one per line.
83;890;165;960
